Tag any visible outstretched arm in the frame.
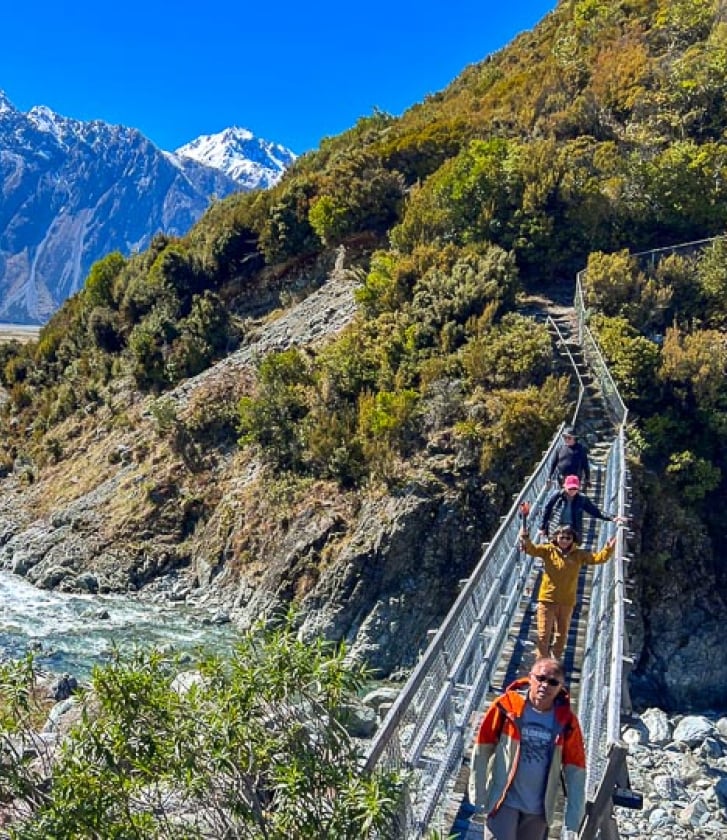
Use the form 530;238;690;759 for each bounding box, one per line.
581;496;612;522
590;535;617;565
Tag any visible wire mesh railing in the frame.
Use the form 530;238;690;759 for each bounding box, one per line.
576;428;628;834
630;234;726;267
363;318;586;838
573;272;632;839
363;447;557;837
574;278;626;426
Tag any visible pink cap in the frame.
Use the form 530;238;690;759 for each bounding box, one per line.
563;475;581;490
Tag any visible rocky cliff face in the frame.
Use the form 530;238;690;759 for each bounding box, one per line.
0;255;496;677
626;473;727;713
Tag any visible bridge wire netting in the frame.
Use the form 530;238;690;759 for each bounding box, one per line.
364;291;635;838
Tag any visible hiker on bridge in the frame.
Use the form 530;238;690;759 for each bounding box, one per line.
547;426;590;489
521;523;616;661
539;474;623;543
468;656;585;840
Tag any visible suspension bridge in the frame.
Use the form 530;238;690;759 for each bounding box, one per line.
363;273;640;840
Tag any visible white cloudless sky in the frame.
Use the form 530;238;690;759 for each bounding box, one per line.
1;1;557;154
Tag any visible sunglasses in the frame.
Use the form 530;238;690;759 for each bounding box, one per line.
532;673;561;687
557;534;574;542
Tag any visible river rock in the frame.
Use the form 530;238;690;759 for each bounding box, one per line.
673;716;717;746
642;707;672;744
619;709;727;838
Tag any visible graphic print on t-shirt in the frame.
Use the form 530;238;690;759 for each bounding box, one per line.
505;704;555;815
520;720;553;765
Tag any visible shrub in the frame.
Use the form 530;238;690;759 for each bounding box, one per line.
83;252;126;310
590;313;661;409
665;449;722;503
357;388;420;482
582;249;644;317
87;306;125;353
238;349;312;471
126;306;180;392
461;314;552;389
475;377;571;501
0;623;401;838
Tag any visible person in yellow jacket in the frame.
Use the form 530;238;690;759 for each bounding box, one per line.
520;524;616;660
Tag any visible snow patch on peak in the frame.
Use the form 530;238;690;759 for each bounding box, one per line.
0;89;17;114
175;126;296;190
28;105;67;137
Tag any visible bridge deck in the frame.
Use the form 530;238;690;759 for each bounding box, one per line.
442;462;609;840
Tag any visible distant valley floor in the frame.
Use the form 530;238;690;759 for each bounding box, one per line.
0;324;40;343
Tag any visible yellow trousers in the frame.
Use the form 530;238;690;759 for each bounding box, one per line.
536;602;574;660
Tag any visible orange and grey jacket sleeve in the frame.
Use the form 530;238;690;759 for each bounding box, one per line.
468;704;500;805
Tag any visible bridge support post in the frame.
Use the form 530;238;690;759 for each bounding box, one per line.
579;743;628;840
595;812;620;840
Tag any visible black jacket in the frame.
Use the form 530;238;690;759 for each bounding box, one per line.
540;489;611;538
548;442;590;485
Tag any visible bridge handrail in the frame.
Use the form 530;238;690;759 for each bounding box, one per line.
574;271;632;839
574;276;626;426
363;317;586;836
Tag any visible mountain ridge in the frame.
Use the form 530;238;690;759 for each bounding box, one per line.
0;91;296;324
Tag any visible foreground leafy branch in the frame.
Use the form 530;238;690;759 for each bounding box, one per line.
0;623;401;839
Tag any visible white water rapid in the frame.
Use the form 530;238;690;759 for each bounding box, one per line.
0;571;237;678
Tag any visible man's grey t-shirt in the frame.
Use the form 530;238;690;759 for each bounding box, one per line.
504;702;556;814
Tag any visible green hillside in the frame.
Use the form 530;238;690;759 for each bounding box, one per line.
1;0;726;708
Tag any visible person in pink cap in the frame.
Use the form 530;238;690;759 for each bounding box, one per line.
538;474;623;543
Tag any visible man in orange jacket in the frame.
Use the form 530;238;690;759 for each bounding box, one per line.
468;658;586;839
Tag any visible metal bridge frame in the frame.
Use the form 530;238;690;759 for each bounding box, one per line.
364;289;635;839
574;274;633;840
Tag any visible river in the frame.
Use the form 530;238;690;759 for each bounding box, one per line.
0;571;239;678
1;323;238;675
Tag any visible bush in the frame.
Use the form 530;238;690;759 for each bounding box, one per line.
590;313;661;409
238;349;312;471
461;313;552;389
83;252;126;310
582;249;644;317
0;623;401;838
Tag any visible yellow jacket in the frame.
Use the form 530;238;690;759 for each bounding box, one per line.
521;535;614;606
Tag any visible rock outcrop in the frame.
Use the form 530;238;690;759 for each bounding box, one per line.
0;257;495;677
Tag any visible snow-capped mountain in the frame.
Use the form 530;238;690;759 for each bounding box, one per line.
0;91;296;324
175;127;296;190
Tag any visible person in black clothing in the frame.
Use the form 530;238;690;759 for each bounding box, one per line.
548;426;590;489
539;475;624;543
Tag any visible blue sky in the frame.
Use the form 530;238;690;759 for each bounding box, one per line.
2;1;556;155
